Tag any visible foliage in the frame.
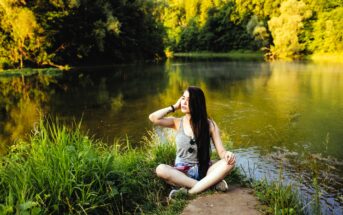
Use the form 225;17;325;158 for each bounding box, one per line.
160;0;258;52
310;7;343;53
234;0;343;60
267;0;312;60
234;0;283;19
36;0;165;65
1;0;343;67
0;0;165;69
0;0;50;69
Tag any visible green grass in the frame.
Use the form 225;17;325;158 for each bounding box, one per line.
0;119;182;214
172;51;264;60
252;179;304;215
238;164;308;215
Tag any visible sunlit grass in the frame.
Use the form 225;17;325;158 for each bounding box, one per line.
0;119;179;214
253;179;303;215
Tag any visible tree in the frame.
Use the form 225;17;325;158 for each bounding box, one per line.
268;0;312;59
0;0;50;68
310;7;343;53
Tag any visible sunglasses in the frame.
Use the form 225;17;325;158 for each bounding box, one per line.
188;138;196;153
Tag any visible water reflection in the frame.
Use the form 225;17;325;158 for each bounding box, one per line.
48;64;169;143
0;75;56;153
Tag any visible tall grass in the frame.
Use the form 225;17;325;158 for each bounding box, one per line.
0;120;177;214
239;163;305;215
253;179;303;215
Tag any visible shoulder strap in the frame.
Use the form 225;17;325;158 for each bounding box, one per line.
179;117;183;130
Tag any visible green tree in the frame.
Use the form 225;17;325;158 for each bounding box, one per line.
160;0;258;52
198;2;255;51
246;15;270;47
268;0;312;59
34;0;165;64
0;0;51;68
310;7;343;53
234;0;283;19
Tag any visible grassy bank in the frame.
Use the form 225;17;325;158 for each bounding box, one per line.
171;51;264;60
0;120;182;214
0;119;306;214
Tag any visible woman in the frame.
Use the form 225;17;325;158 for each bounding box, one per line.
149;86;236;198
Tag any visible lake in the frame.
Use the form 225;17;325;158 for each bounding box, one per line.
1;59;342;214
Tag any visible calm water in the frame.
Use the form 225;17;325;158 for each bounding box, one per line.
1;60;343;214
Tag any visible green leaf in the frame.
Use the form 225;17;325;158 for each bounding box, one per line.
19;201;38;211
109;186;119;197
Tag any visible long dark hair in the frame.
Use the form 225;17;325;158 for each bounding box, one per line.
187;86;211;180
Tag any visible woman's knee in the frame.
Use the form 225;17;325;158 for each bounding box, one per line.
155;164;170;179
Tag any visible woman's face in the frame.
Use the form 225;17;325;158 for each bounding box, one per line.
181;90;190;114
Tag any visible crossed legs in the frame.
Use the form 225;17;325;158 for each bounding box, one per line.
155;159;235;194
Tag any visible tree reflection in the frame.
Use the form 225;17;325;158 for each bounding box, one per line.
0;74;57;154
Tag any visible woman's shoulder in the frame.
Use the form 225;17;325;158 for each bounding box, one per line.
208;118;218;132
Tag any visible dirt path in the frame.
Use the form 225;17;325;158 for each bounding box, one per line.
181;185;261;215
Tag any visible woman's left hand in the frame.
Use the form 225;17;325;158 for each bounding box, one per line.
224;151;236;165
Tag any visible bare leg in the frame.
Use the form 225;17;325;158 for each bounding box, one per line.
188;159;235;194
156;164;198;188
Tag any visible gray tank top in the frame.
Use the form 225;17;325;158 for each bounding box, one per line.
175;117;198;164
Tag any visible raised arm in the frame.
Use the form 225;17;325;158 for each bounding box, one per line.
148;97;182;129
210;120;236;165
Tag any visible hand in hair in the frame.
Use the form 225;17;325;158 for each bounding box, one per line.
173;97;182;110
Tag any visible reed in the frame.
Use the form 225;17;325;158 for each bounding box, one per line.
253;179;303;215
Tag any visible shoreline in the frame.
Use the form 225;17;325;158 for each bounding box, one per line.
1;51;343;76
0;120;307;214
172;51;264;60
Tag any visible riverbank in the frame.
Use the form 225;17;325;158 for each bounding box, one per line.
171;51;264;60
172;51;343;64
0;120;308;214
2;51;342;77
0;52;263;76
307;52;343;63
0;68;63;78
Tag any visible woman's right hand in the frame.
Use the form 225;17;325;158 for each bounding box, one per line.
173;97;182;110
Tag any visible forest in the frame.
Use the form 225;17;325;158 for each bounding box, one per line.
0;0;342;69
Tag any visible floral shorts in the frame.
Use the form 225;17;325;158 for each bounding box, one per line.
174;162;199;180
